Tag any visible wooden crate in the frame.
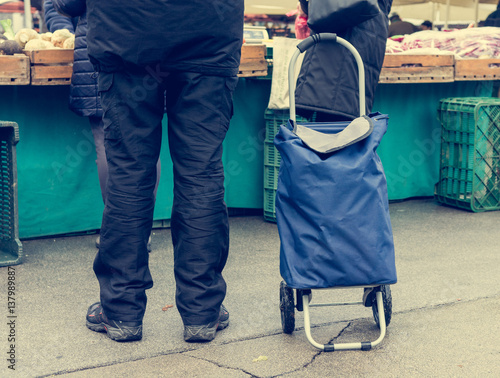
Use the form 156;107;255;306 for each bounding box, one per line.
379;54;454;83
0;54;30;85
24;49;74;85
455;58;500;81
238;44;268;77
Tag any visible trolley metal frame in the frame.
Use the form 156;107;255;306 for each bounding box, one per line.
279;33;393;352
302;286;387;352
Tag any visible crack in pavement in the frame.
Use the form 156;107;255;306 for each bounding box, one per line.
269;322;354;378
175;323;356;378
44;295;500;377
328;321;353;344
186;355;258;377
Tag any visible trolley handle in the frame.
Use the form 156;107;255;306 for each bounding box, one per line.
289;33;366;123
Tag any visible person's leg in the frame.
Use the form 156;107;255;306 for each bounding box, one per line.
165;71;238;333
89;117;108;203
90;114;160;251
153;156;161;199
92;69;164;328
89;117;162;204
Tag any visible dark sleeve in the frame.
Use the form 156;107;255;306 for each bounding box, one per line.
302;0;391;23
379;0;393;17
299;0;308;15
44;0;75;32
484;11;500;27
52;0;86;18
30;0;44;11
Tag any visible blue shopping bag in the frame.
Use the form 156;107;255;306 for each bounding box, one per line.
274;113;397;289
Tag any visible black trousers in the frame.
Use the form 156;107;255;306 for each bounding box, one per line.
93;68;238;326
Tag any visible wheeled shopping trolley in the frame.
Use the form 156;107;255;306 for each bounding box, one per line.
274;34;397;351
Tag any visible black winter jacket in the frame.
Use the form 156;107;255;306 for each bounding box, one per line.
296;0;392;120
86;0;244;76
484;5;500;27
44;0;76;33
47;0;102;118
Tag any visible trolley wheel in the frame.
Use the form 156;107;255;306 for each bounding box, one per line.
372;285;392;328
280;281;295;334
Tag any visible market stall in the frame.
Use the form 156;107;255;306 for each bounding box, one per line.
2;80;490;238
0;43;270;238
390;0;498;28
0;78;274;239
0;25;497;238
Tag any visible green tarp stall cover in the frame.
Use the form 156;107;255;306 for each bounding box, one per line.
0;79;492;238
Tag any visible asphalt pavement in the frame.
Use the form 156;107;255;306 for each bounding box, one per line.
2;198;499;377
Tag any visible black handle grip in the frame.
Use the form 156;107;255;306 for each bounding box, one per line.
296;33;338;53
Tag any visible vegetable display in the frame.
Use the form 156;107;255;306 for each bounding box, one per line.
1;20;75;53
386;27;500;59
15;28;40;48
0;19;15;40
0;40;23;55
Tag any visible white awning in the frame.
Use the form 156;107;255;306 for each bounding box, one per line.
244;0;498;27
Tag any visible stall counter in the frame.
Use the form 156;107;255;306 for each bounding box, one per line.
0;78;492;238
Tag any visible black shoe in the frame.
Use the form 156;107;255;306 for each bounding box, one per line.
96;234;152;252
184;304;229;342
86;302;142;342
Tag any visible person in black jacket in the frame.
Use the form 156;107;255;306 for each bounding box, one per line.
387;13;419;38
82;0;243;342
44;0;160;251
484;1;500;27
296;0;392;122
420;20;432;31
44;0;77;32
